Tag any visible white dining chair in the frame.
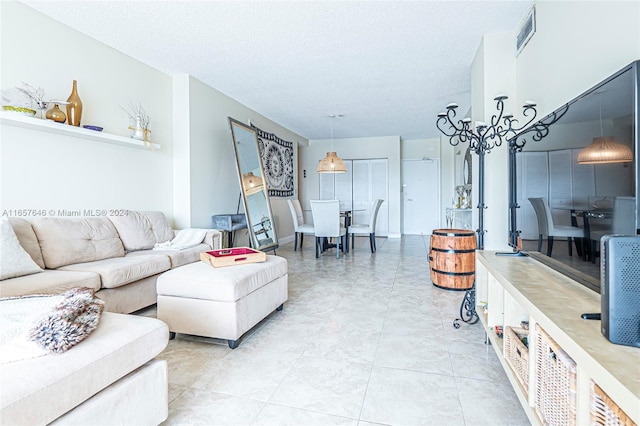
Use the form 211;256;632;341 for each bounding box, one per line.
348;199;384;253
310;200;346;259
529;197;584;257
589;196;635;263
286;199;315;251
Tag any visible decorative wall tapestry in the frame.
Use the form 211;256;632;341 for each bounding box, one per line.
251;124;294;197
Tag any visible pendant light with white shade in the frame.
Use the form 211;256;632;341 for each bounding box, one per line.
577;102;633;164
317;114;347;173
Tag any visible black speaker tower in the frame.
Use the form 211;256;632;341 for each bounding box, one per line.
600;235;640;348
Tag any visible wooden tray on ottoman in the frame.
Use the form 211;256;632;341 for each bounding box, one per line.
200;247;266;268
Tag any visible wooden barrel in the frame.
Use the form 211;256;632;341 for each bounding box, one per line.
429;229;476;290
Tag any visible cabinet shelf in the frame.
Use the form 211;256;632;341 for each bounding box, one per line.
0;112;161;151
476;251;640;425
478;309;537;423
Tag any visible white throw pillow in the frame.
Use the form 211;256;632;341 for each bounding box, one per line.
0;218;43;280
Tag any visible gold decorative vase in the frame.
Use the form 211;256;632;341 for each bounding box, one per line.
66;80;83;126
46;104;66;123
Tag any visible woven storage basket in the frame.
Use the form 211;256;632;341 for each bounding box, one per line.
535;324;577;425
590;382;637;426
505;326;530;396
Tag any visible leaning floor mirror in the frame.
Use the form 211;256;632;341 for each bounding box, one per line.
228;117;279;252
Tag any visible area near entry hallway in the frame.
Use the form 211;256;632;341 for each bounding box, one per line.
402;159;440;235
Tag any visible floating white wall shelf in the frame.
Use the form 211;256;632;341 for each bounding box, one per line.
0;112;161;151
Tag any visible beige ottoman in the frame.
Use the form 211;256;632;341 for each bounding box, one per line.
156;255;288;348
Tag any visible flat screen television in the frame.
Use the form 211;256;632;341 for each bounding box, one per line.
507;60;639;292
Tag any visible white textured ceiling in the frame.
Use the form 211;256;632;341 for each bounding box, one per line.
22;0;533;140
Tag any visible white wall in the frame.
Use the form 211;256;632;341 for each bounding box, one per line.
401;138;440;159
300;136;402;237
174;75;306;243
1;3;307;244
516;1;640;118
471;32;515;251
1;2;174;220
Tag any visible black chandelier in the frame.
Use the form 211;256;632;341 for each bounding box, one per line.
436;95;539;250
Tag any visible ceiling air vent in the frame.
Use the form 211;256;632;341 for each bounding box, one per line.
516;6;536;55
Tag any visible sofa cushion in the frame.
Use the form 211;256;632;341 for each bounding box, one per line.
0;270;101;298
0;312;168;425
109;211;174;252
7;218;45;269
59;255;171;289
144;211;174;243
33;218;125;269
0;218;43;280
126;243;210;268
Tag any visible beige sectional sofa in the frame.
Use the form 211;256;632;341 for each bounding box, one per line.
1;211;222;313
1;310;169;425
0;211;222;424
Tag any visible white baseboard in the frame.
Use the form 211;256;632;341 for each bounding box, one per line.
278;235;295;245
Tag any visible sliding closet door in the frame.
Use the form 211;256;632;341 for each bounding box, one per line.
351;159;388;236
335;163;353;211
318;158;388;237
319;160;353;202
352;160;370;224
548;150;574;227
370;159;389;236
517;151;549;240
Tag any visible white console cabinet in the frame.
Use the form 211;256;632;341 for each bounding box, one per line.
475;251;639;425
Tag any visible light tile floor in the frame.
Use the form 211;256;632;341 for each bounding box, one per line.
141;235;530;426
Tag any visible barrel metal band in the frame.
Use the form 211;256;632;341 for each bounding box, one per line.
433;231;475;237
431;268;475;277
431;247;476;254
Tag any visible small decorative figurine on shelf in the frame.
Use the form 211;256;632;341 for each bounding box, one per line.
454;185;466;208
464;184;472;208
120;102;152;147
16;83;47;119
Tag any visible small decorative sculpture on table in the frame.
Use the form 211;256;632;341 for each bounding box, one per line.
454;185;465;208
464;184;472;209
453;185;471;209
121;102;152;147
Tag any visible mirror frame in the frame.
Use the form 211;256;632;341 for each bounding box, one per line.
463;147;472;186
228;117;279;252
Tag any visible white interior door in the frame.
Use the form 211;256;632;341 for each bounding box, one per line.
402;159;439;235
